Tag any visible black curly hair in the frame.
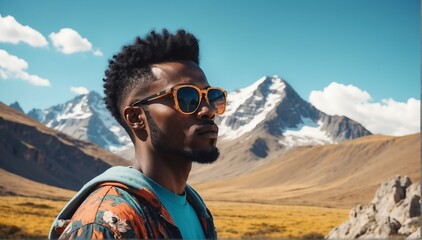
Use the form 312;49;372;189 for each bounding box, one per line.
103;29;200;141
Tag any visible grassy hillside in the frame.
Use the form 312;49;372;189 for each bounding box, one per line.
0;195;348;239
0;196;67;239
207;201;348;239
193;134;420;208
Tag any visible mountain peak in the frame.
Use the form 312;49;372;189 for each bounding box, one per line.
217;75;287;139
217;75;371;152
9;101;24;113
87;91;103;105
87;90;101;97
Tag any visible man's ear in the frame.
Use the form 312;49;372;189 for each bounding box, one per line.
123;106;146;130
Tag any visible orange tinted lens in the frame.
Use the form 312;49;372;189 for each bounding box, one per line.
207;89;226;114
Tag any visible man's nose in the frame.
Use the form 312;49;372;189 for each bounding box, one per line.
196;93;216;120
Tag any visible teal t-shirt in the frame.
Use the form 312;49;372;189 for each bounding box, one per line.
143;176;205;240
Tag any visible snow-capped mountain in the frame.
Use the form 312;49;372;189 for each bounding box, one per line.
216;75;371;148
27;91;131;152
190;76;372;183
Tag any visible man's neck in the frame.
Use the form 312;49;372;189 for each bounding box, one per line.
133;146;192;195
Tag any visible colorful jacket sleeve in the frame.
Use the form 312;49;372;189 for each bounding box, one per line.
57;185;150;239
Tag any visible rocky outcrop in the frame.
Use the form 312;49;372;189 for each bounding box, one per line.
319;114;372;142
250;137;269;158
265;79;320;136
327;176;420;239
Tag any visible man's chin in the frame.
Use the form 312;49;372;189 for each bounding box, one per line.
158;144;220;164
176;144;219;164
191;146;220;164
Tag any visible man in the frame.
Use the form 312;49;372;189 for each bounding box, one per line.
49;29;227;239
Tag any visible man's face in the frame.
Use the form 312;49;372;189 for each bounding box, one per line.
128;61;220;164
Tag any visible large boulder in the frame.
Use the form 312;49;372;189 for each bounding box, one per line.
327;176;420;239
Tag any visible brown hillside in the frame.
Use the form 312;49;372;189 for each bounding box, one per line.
193;134;420;208
0;102;130;191
0;168;74;201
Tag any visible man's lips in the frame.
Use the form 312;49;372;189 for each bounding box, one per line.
195;124;219;138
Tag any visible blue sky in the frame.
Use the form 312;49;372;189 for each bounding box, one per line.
0;0;420;135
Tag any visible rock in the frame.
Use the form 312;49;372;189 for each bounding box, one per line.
405;227;420;240
399;217;420;235
327;176;420;239
408;184;421;218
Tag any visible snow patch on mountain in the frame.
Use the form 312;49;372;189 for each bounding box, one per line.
223;76;267;116
219;75;286;139
280;118;334;147
50;95;93;124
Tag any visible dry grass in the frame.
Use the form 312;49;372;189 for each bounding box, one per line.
206;201;349;239
0;196;348;239
0;196;68;238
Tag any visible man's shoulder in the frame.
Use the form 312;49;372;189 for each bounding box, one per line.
58;184;151;239
72;184;140;224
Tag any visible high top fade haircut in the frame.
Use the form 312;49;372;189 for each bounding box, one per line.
103;29;200;141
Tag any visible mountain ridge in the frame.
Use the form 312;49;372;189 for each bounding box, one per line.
0;102;130;191
22;75;371;162
27;91;131;152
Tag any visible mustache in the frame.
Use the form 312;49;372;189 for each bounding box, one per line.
194;119;218;135
198;118;215;125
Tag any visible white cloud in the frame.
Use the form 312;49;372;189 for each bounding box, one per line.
70;86;89;95
49;28;102;56
309;82;420;136
93;48;103;56
0;49;50;86
0;15;48;47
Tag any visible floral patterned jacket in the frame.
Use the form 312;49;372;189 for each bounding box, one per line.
49;166;217;239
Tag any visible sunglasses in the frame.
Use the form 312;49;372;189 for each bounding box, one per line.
131;84;227;115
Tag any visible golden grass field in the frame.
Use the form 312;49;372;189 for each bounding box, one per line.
206;201;348;239
0;196;348;239
0;196;67;239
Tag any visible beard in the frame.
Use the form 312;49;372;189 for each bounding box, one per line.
144;109;219;164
